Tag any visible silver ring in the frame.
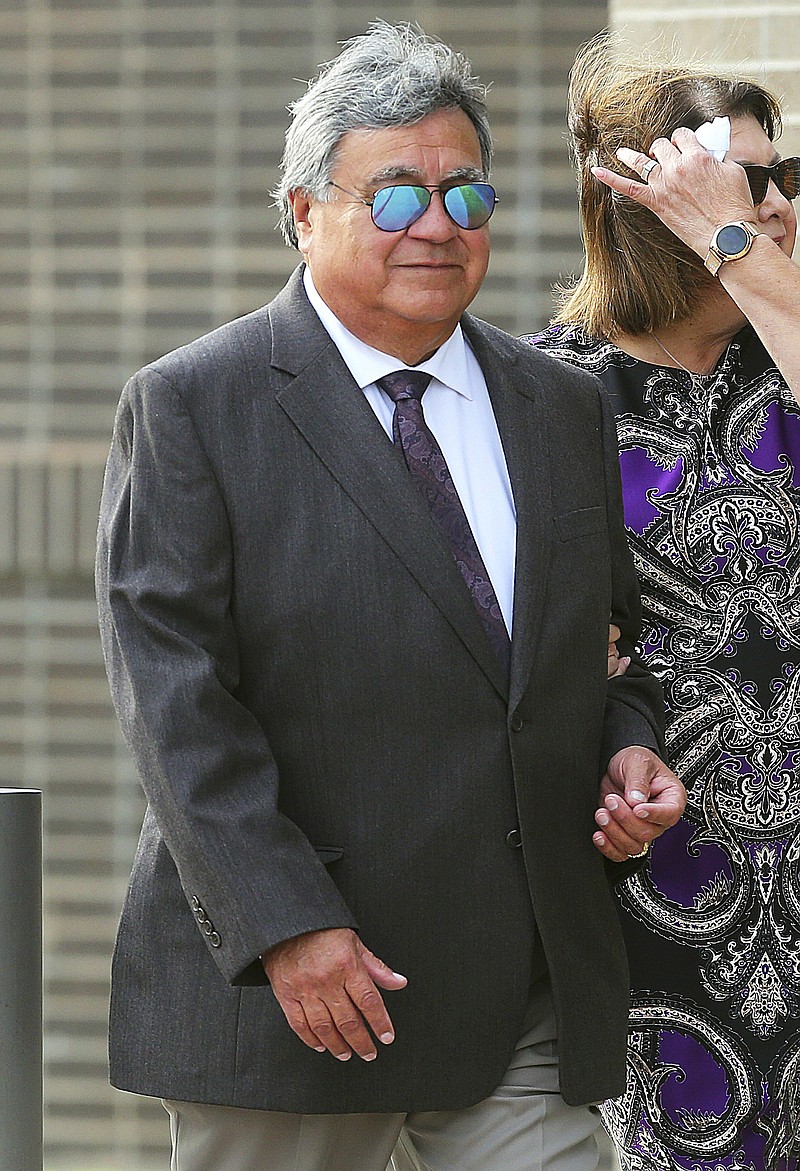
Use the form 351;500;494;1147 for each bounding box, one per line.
641;159;659;183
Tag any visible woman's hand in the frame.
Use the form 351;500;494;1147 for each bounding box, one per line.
592;123;800;403
608;623;630;678
591;128;755;259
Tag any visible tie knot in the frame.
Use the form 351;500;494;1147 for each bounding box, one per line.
377;369;432;404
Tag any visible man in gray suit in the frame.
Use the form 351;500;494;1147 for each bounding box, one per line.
96;21;685;1171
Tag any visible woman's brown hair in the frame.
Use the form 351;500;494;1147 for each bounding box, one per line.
555;36;782;338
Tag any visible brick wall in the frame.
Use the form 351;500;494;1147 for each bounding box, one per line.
611;0;800;157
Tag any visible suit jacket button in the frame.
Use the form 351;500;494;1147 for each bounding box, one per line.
510;714;524;733
191;896;201;911
203;920;214;935
209;932;221;948
506;828;523;849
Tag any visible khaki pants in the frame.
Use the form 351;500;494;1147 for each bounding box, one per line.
164;978;622;1171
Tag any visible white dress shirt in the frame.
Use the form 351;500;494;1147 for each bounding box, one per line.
303;268;517;634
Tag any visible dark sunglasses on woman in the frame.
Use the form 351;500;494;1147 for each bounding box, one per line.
329;181;498;232
742;156;800;204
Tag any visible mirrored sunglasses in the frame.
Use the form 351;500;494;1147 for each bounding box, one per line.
329;181;497;231
742;157;800;204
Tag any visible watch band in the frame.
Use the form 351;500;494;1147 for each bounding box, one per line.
704;221;759;276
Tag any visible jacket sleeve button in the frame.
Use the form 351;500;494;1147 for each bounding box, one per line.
209;932;221;948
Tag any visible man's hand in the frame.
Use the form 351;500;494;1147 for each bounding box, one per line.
592;746;686;862
607;623;630;678
262;927;407;1062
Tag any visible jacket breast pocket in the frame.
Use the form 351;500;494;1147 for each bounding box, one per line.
553;506;606;541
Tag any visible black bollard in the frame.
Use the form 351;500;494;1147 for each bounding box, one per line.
0;789;43;1171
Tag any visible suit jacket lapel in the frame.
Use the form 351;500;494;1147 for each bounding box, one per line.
268;271;510;698
462;318;554;708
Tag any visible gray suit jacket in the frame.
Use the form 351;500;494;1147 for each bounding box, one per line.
96;266;663;1114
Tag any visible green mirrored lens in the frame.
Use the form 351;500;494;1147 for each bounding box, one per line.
443;183;496;228
371;186;430;230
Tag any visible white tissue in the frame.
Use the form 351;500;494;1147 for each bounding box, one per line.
694;116;731;160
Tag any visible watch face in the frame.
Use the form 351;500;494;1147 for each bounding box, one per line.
716;223;750;256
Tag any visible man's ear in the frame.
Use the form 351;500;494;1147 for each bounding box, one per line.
289;189;313;255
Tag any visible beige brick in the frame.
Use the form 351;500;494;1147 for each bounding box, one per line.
611;0;800;175
766;64;800;114
763;13;800;56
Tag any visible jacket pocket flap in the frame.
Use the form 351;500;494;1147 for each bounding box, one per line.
314;846;344;865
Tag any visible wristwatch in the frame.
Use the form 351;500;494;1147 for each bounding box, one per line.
704;221;759;276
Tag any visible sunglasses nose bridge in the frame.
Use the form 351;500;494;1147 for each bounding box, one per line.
406;187;460;237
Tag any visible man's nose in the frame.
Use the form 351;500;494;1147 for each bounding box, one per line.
406;191;459;241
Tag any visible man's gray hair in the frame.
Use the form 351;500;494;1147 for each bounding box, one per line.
273;21;492;248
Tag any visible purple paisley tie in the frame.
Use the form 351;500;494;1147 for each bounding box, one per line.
377;370;511;678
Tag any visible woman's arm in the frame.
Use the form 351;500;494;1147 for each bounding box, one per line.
716;233;800;398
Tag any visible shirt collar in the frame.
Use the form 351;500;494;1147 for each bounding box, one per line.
303;267;473;401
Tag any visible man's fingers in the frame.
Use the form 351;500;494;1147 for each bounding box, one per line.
607;745;656;806
595;800;650;858
350;943;406;1046
592;830;640;863
278;983;386;1063
633;787;685;830
279;996;343;1057
296;990;385;1063
304;996;357;1061
345;972;398;1047
262;928;407;1062
336;977;397;1056
599;749;686;857
325;990;379;1062
358;943;408;990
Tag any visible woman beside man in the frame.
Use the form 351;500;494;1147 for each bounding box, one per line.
527;38;800;1171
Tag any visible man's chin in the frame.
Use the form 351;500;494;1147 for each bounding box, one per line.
389;284;478;323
